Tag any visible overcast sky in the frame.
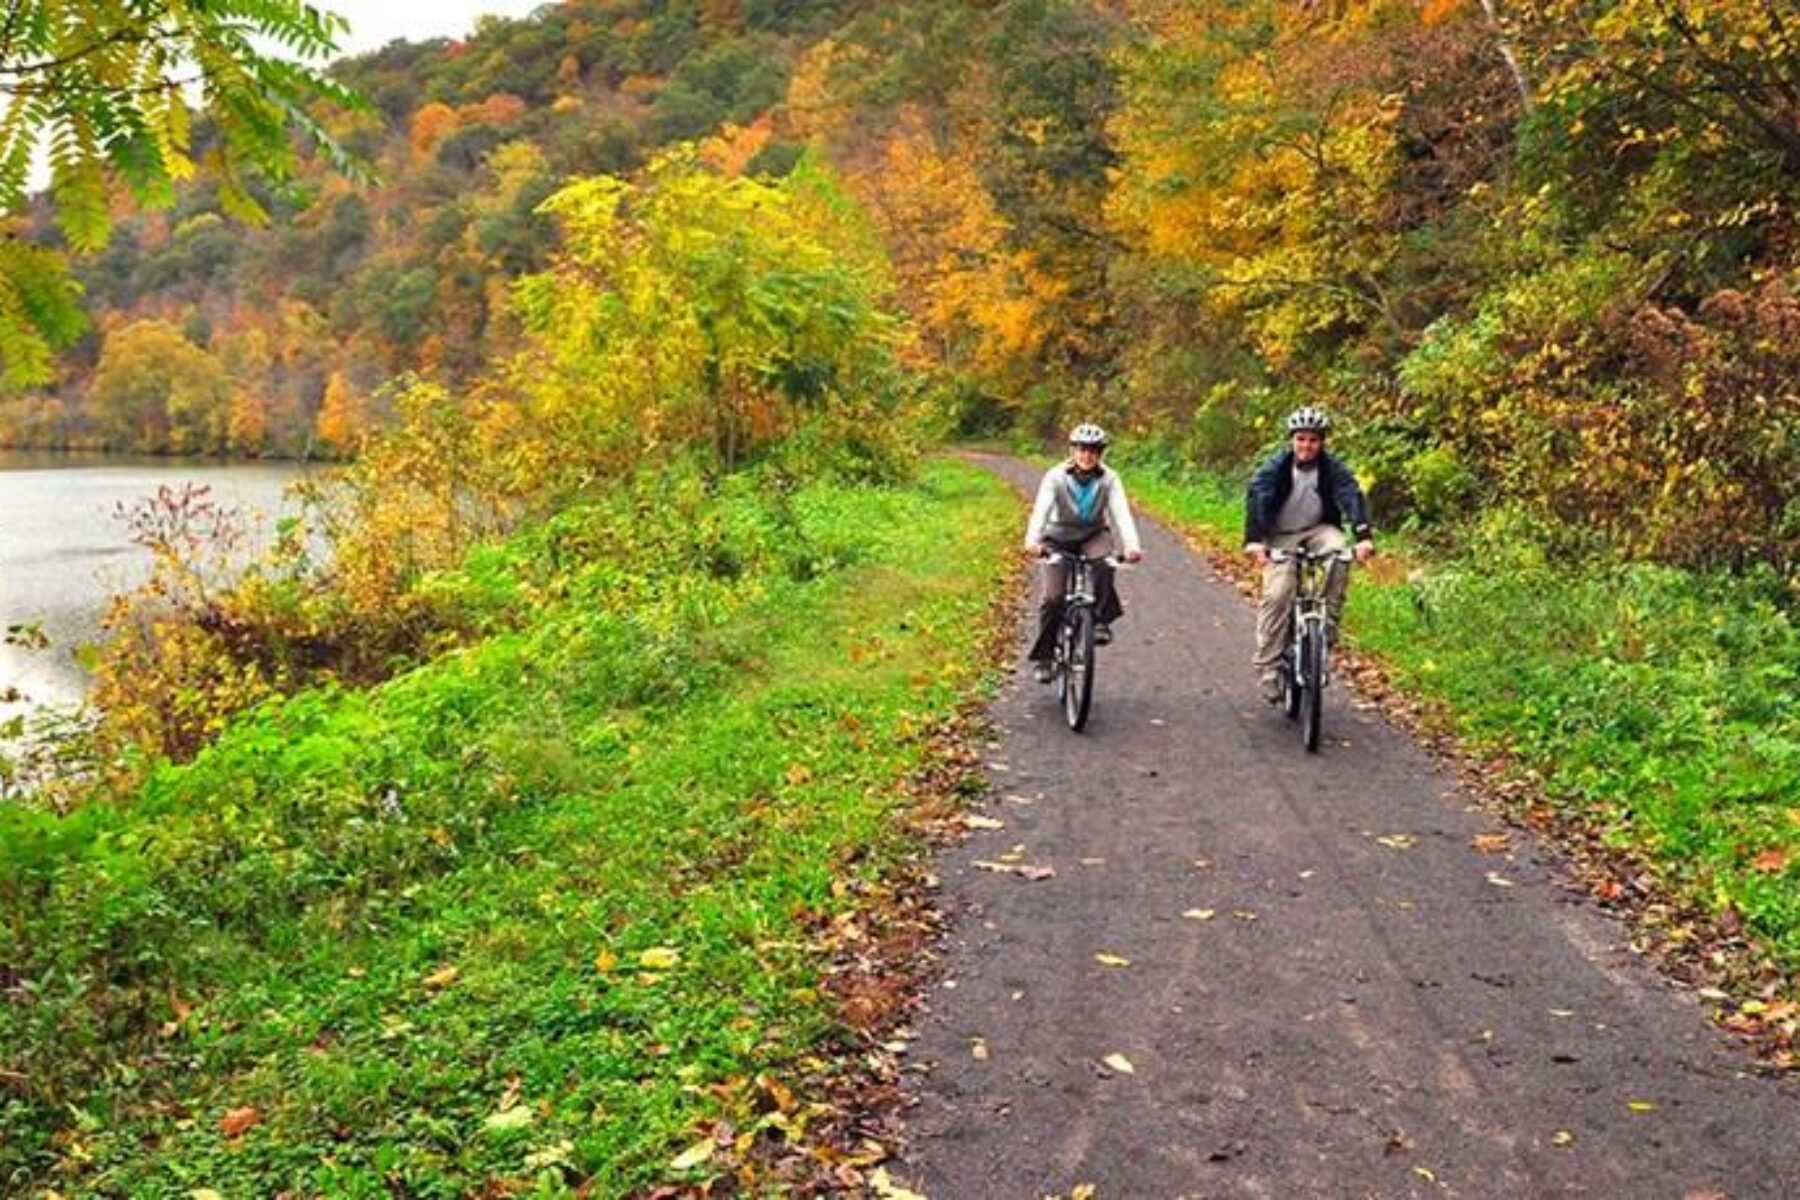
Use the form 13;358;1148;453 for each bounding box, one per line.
323;0;551;58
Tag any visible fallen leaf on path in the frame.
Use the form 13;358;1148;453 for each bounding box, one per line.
218;1107;260;1138
1094;953;1131;968
1414;1166;1437;1183
1101;1053;1135;1075
970;1038;990;1061
870;1167;928;1200
1072;1186;1096;1200
1376;834;1417;850
963;815;1005;830
1552;1130;1574;1147
1079;857;1106;866
1232;910;1258;921
1183;909;1216;922
1627;1099;1658;1113
973;860;1056;881
1485;871;1516;888
1472;833;1511;854
1549;1008;1575;1018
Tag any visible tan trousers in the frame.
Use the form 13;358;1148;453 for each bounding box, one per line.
1030;531;1120;662
1253;525;1350;681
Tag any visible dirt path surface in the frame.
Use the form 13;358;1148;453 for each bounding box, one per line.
897;456;1800;1200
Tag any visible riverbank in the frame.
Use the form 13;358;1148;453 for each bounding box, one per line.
0;459;1016;1194
0;453;310;710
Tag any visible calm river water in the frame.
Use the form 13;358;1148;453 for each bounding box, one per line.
0;452;312;711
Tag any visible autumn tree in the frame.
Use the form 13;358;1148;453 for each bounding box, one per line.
0;0;365;386
496;146;902;490
89;320;232;453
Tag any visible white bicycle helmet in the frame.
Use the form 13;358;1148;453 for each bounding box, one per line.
1285;406;1331;435
1068;422;1109;448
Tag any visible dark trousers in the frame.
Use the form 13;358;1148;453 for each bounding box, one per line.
1028;534;1123;662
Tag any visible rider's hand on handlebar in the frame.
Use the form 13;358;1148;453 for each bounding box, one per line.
1033;542;1052;559
1245;542;1269;567
1354;539;1374;564
1123;549;1143;564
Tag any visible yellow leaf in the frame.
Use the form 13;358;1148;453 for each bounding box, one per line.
485;1106;535;1132
870;1167;928;1200
594;949;617;973
1376;834;1417;850
1628;1100;1658;1113
970;1038;990;1061
964;815;1005;830
191;1191;224;1200
670;1137;715;1171
1101;1053;1135;1075
1072;1186;1097;1200
1094;953;1131;968
422;964;459;989
1552;1130;1574;1147
638;947;680;971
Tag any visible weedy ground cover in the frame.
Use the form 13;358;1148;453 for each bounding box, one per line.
1;460;1017;1196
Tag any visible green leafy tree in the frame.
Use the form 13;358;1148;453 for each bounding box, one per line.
0;0;366;385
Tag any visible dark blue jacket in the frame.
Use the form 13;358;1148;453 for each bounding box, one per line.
1244;448;1374;545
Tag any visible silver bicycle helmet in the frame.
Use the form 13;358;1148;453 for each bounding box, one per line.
1068;422;1109;448
1285;406;1331;435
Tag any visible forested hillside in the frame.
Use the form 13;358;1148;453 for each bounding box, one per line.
7;0;1798;580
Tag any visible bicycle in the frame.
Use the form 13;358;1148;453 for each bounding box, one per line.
1268;546;1353;753
1044;551;1121;732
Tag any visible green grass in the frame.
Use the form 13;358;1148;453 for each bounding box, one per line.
1120;454;1800;974
0;460;1017;1196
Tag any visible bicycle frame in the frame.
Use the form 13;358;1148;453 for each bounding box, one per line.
1043;551;1121;733
1268;547;1352;752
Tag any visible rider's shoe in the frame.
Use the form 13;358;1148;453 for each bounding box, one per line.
1032;662;1054;684
1259;673;1284;704
1094;622;1113;646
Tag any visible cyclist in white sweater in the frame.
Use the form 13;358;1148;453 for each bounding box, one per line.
1023;423;1144;683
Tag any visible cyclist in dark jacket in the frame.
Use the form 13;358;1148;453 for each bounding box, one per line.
1244;407;1373;703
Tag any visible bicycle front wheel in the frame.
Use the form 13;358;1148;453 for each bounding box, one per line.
1300;627;1324;752
1064;606;1096;732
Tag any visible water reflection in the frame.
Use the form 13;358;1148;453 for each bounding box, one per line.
0;452;311;711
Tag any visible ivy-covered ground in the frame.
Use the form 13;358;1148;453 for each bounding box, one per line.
1;460;1016;1197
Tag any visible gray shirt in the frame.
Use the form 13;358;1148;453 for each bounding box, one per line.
1274;464;1324;533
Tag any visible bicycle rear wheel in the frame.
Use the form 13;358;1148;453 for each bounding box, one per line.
1064;606;1096;732
1300;627;1324;752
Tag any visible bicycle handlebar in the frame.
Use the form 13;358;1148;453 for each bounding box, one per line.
1042;550;1129;567
1266;547;1355;564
